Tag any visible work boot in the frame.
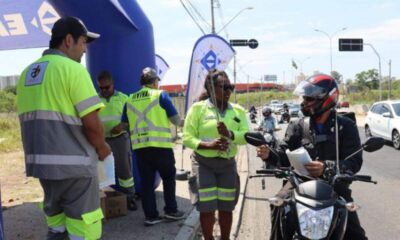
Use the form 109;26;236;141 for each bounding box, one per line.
127;195;138;211
46;230;68;240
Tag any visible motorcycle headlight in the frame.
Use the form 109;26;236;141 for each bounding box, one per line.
296;203;334;239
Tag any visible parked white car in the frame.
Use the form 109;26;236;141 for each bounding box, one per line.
365;100;400;149
269;103;284;114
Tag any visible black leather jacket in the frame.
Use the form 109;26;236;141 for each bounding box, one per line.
269;110;363;177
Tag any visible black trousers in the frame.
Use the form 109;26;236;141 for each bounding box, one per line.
269;182;368;240
134;147;178;219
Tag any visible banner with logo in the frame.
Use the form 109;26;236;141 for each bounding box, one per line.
184;34;235;113
155;54;169;84
0;0;60;50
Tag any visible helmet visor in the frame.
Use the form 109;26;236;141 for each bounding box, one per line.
293;80;328;99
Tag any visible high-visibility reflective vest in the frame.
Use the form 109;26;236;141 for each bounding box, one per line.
17;50;104;180
99;91;128;138
126;87;173;149
183;100;250;158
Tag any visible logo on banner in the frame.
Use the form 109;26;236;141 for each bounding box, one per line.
0;1;59;37
200;50;221;71
185;34;235;112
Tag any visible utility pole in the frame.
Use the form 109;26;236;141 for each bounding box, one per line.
210;0;215;33
246;75;249;109
233;55;237;102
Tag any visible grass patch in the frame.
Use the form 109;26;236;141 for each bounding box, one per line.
0;114;22;153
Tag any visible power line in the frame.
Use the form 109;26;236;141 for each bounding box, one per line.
179;0;206;34
186;0;211;29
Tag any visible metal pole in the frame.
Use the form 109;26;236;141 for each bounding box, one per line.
217;7;253;34
233;54;237;103
211;0;215;33
389;59;392;100
247;75;249;109
314;27;347;74
364;43;382;101
329;37;333;74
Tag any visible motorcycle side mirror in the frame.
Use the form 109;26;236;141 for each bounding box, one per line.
245;132;267;146
245;132;281;159
362;137;385;152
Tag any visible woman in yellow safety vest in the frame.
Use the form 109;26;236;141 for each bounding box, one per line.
183;69;249;240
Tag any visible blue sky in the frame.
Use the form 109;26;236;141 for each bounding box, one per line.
1;0;399;85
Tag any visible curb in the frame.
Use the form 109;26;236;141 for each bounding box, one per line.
231;146;249;240
175;208;200;240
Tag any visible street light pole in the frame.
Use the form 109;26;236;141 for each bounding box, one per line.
314;27;347;74
364;43;383;101
210;0;216;33
221;6;253;102
217;7;254;34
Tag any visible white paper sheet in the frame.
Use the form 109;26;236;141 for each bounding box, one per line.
285;147;312;175
98;153;116;189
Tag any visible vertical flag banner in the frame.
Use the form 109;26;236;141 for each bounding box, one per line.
184;34;235;113
155;54;170;84
0;0;60;50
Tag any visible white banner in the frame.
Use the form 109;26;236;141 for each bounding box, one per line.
155;54;170;84
184;34;235;113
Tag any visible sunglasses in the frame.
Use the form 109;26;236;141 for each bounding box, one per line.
216;84;235;91
303;96;317;102
99;85;111;90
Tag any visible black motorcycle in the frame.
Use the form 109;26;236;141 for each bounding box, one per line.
245;131;384;240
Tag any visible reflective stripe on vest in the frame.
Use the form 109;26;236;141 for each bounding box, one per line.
99;92;127;138
100;115;121;122
127;103;171;134
75;96;101;115
26;154;92;165
19;110;82;125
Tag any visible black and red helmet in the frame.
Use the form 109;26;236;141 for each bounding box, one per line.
293;74;339;117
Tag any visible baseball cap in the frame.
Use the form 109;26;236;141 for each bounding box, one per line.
51;16;100;43
142;67;160;81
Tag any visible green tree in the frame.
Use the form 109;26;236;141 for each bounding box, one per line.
0;90;16;113
354;69;379;90
330;70;343;84
3;85;16;95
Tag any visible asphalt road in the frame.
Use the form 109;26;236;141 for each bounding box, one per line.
237;117;400;240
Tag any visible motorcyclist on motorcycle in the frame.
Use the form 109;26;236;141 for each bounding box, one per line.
279;103;290;123
257;74;367;240
258;107;276;132
249;105;257;123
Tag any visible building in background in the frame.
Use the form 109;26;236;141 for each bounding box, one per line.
0;75;19;89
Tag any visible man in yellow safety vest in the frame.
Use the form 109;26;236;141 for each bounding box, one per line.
17;16;110;239
97;70;137;211
121;67;185;226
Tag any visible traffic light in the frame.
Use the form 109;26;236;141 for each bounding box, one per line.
339;38;363;51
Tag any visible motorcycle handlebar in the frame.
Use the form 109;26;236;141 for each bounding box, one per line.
337;174;377;184
256;169;278;175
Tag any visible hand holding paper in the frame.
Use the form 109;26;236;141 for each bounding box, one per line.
98;153;116;189
285;147;312;175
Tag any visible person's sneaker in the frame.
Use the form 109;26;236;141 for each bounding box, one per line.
164;210;185;220
144;216;164;226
